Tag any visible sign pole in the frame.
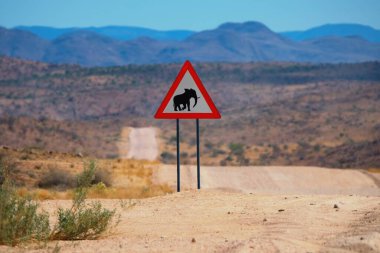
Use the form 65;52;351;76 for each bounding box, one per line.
176;118;180;192
196;119;200;189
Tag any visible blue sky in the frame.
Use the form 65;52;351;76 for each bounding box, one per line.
0;0;379;31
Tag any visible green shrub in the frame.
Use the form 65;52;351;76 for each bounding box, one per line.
1;155;117;244
229;143;245;156
53;202;114;240
51;161;115;240
0;154;50;246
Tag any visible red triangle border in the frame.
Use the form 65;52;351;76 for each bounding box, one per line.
154;60;221;119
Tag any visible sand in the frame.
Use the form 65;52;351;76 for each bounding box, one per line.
2;190;379;253
2;129;380;252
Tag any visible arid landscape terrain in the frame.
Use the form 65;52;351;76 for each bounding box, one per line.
0;56;380;252
1;0;380;251
0;130;379;252
1;56;379;168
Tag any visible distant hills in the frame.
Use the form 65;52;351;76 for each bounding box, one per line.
16;23;380;43
15;25;194;41
1;21;380;66
281;24;380;43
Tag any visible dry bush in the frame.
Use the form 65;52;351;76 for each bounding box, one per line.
92;168;112;187
38;165;75;190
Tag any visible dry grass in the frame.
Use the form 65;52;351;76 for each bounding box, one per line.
86;184;173;199
367;168;380;174
17;184;173;201
1;149;173;200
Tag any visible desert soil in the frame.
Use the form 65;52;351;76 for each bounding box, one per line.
3;128;380;252
2;190;379;253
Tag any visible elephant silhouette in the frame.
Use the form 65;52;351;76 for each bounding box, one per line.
173;88;199;111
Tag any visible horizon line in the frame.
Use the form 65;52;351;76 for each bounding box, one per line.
2;21;380;33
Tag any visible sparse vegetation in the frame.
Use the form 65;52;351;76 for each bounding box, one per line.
1;58;380;168
0;153;50;246
1;154;119;246
50;161;115;240
92;167;112;187
160;151;176;164
38;165;75;190
229;143;244;156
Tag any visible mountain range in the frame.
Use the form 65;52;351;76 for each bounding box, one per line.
1;22;380;66
15;23;380;43
281;24;380;43
15;25;194;41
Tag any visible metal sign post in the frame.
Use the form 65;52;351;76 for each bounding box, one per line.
176;119;180;192
196;119;200;189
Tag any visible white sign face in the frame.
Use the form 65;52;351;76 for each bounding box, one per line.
162;71;212;114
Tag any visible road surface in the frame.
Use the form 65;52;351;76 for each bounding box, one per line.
118;127;158;161
118;126;379;196
154;165;380;195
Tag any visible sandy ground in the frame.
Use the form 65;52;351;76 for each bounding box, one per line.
117;127;158;161
2;190;379;253
3;130;380;252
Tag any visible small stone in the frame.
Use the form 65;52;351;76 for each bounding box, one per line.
310;203;316;205
191;238;196;243
334;204;339;209
278;209;285;212
227;211;231;214
360;237;364;240
263;218;267;222
284;197;287;199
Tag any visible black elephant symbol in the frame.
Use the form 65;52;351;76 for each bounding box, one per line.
173;88;199;111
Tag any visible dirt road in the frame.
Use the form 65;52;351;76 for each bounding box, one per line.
117;127;158;161
4;190;379;252
154;165;380;196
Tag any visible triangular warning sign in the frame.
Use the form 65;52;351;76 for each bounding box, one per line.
155;61;221;119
